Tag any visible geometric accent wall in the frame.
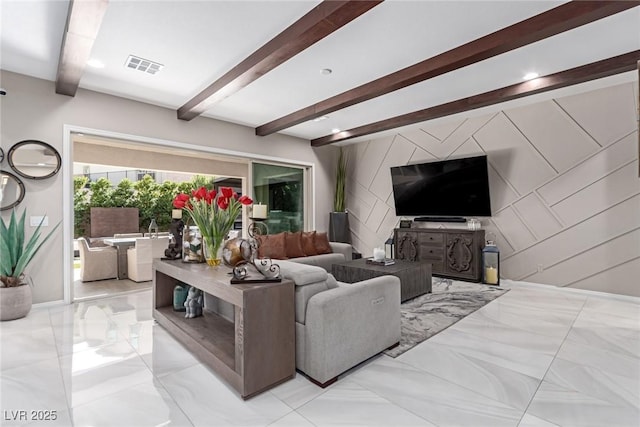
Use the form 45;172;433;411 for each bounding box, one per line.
344;82;640;297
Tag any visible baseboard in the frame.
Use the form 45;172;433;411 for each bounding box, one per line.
501;279;640;303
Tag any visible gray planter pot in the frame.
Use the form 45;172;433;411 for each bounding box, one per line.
0;284;32;321
329;212;351;244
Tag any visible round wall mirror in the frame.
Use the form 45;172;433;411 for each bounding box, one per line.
0;170;26;211
8;140;61;180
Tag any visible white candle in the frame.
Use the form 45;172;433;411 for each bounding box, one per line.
252;204;267;219
172;209;182;219
373;247;385;261
485;267;498;285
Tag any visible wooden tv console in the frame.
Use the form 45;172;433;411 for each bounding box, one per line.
152;259;295;399
394;228;485;282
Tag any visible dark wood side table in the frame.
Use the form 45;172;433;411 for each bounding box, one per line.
331;258;432;302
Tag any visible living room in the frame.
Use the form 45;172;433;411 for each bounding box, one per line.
1;1;639;426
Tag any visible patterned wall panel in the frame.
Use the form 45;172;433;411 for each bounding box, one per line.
422;119;463;141
568;258;640;295
474;113;556;195
409;146;436;164
365;199;391;233
435;114;493;155
448;136;484;158
396;129;440;156
492;206;537;251
505;101;600;172
522;229;640;286
500;195;639;281
487;165;519;213
537;133;637;206
555;83;637;146
512;193;563;240
551;161;640;226
344;82;640;296
346;181;376;224
369;135;416;202
354;137;392;188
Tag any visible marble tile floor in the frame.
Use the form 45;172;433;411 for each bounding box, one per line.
73;268;152;301
1;280;638;427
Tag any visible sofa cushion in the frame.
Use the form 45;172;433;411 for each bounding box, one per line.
278;259;328;286
278;260;330;324
257;232;287;259
289;253;345;273
285;231;306;258
314;232;332;254
326;273;339;289
301;231;317;256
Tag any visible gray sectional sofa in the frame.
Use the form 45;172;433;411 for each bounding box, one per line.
280;245;401;386
286;241;353;272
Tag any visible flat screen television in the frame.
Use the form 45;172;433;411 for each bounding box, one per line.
390;155;492;218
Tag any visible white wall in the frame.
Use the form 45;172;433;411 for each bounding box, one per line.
0;70;336;304
345;81;640;297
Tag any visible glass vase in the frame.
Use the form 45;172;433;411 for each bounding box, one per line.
203;236;223;267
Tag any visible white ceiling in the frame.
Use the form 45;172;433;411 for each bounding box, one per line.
1;0;639;144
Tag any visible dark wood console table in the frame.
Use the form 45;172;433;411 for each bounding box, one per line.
394;228;485;282
152;259;295;399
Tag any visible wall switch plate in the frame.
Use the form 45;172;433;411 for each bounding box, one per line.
30;216;49;227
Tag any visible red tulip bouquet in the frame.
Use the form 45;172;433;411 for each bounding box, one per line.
173;187;252;265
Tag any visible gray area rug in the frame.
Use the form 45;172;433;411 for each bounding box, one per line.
384;279;509;358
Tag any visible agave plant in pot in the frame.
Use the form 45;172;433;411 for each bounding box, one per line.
0;210;59;321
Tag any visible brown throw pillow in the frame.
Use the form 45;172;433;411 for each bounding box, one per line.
301;231;317;256
285;231;306;258
314;232;332;255
257;233;288;259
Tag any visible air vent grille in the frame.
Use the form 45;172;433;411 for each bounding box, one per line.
125;55;163;75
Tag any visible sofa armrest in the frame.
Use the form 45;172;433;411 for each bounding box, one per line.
329;241;352;260
302;275;400;383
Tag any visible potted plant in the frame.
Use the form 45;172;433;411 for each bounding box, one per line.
0;210;59;321
329;147;350;243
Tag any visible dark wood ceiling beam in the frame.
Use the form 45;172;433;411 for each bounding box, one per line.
55;0;109;96
177;0;383;121
258;0;640;136
311;51;640;147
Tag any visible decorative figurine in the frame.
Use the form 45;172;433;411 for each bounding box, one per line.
184;287;203;318
164;213;184;260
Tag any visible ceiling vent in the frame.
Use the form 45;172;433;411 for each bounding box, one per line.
125;55;163;75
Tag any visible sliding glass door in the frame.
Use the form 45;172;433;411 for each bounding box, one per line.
251;162;307;233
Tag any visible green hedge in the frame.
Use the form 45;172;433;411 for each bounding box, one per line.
73;175;213;238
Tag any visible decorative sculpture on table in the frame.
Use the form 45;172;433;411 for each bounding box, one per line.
184;286;203;318
164;209;184;260
229;220;281;282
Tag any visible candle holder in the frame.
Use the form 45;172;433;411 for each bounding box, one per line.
482;233;500;286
